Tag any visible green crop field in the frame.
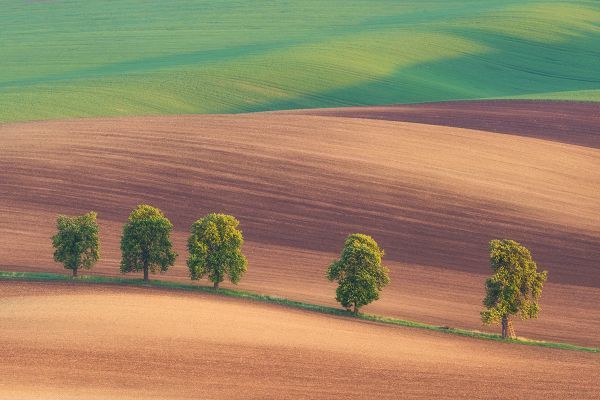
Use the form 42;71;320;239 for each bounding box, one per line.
1;0;599;122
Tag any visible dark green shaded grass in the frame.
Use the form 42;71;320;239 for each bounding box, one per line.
1;271;598;353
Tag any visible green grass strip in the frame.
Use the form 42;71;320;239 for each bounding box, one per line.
1;271;598;353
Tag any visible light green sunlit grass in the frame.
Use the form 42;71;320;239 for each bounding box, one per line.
0;0;599;122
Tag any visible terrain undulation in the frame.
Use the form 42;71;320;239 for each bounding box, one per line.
1;1;599;122
2;281;599;399
2;3;600;396
1;101;599;397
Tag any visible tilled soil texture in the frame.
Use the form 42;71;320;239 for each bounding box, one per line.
1;281;599;399
1;108;599;347
297;100;600;148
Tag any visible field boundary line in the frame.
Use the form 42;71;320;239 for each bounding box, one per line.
1;271;598;353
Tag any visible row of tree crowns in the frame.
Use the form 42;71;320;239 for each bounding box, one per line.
52;206;547;339
53;206;247;289
120;205;247;289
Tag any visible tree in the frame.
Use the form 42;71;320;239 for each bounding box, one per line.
326;233;390;313
120;204;176;281
481;239;548;339
51;211;100;277
187;213;247;289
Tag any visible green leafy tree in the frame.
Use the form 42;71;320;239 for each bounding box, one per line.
51;211;100;277
326;233;390;314
120;204;177;281
187;213;247;289
481;239;548;339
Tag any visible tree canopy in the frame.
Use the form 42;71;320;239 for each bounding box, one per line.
120;204;176;281
51;211;100;277
326;233;390;313
187;213;247;289
481;239;548;338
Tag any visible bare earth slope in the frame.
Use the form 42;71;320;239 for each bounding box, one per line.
1;281;598;400
299;100;600;148
1;105;599;347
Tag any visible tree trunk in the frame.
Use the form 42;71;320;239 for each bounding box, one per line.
353;303;358;314
213;281;220;289
143;261;149;282
501;315;508;339
72;268;78;278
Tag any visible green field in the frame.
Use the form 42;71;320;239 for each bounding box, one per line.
1;0;599;122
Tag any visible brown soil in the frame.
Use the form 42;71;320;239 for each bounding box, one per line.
297;100;600;148
1;281;598;399
1;106;599;350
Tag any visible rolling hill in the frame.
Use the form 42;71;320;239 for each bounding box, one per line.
1;102;599;347
3;2;599;398
1;0;599;122
2;281;598;399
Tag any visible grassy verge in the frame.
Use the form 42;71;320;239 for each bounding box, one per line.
1;271;598;353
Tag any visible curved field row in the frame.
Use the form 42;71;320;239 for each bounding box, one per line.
1;1;599;122
1;281;598;399
1;109;598;346
296;100;600;148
